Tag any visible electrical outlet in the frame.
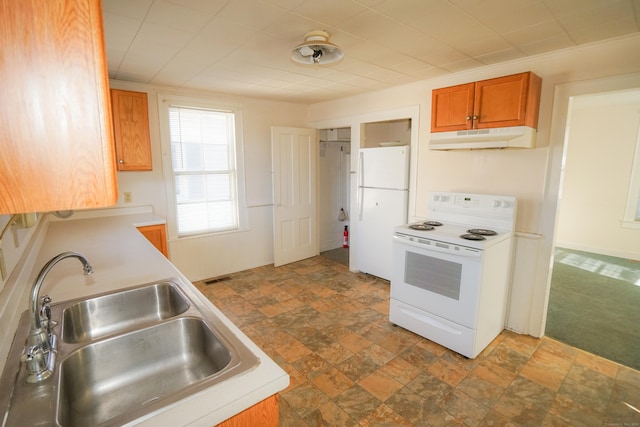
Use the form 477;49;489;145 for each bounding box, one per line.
123;192;132;203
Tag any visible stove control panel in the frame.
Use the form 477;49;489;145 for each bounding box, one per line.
493;200;512;208
428;191;517;230
431;192;514;211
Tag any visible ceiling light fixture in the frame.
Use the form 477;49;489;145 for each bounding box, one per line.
291;30;343;65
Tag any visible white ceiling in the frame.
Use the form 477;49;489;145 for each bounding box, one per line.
103;0;640;104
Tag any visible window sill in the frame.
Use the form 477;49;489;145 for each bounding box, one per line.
621;220;640;230
173;225;250;241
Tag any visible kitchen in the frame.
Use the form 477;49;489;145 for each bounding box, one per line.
1;0;640;425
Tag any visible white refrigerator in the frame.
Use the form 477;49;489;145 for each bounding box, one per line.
356;145;409;281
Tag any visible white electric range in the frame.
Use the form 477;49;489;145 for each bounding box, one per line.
389;191;517;358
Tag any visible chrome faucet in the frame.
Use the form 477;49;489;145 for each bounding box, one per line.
24;251;93;383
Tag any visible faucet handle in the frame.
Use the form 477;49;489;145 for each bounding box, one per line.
39;295;57;333
22;344;55;383
23;345;47;374
39;295;51;321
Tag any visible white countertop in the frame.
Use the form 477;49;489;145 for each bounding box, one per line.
1;210;289;426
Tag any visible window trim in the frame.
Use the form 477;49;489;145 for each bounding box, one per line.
158;94;248;240
622;112;640;229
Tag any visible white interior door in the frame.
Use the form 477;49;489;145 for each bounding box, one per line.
272;126;318;267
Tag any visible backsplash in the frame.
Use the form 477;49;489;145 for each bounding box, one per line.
0;214;42;294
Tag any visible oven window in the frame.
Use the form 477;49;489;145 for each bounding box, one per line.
405;251;462;300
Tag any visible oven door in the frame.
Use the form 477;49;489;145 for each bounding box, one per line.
390;233;483;329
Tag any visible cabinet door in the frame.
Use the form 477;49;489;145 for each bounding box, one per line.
137;224;168;257
216;395;279;427
474;72;541;129
111;90;152;171
0;0;117;214
431;83;475;132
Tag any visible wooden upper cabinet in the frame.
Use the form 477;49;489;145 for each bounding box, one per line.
0;0;117;214
111;89;152;171
474;72;542;129
431;72;542;133
431;82;475;132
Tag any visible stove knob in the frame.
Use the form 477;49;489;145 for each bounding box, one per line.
500;200;510;208
434;195;441;202
492;200;501;207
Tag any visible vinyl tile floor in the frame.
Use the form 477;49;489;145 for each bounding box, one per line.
194;255;640;427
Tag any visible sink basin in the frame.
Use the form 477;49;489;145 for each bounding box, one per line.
62;282;189;343
58;318;232;427
0;278;261;427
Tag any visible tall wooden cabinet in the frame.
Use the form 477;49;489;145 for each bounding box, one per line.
0;0;117;214
431;72;542;133
111;89;153;171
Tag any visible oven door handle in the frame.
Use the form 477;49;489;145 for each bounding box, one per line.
393;234;482;258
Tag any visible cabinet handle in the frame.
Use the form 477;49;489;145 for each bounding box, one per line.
118;159;124;164
466;116;471;120
472;115;478;120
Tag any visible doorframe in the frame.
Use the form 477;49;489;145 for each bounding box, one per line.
535;72;640;336
310;105;420;273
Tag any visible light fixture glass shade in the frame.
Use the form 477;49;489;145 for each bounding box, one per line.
291;30;343;65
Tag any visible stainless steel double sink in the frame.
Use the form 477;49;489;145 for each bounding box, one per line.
0;279;260;426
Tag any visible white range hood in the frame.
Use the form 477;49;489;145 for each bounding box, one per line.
429;126;536;150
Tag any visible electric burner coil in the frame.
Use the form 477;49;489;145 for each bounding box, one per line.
467;228;497;236
460;233;486;241
409;224;434;231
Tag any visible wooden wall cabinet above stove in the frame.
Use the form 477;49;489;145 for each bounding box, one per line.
0;0;117;214
111;89;152;171
431;72;542;133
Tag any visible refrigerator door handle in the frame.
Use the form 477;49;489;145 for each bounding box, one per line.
358;151;364;221
359;151;364;188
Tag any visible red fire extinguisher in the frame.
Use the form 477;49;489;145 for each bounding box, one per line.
343;225;349;248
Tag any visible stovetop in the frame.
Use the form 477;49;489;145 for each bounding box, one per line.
395;221;512;250
394;191;518;250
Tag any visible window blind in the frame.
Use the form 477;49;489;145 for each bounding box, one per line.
168;106;238;236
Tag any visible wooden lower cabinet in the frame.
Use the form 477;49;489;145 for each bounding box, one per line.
215;395;279;427
137;224;168;257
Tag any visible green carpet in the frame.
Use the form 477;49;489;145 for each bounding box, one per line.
545;247;640;370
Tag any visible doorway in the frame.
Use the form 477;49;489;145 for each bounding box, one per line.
318;127;351;266
545;88;640;370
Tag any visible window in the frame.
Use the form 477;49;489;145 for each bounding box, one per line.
159;96;246;237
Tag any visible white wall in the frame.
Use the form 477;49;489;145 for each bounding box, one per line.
307;34;640;336
318;141;350;251
108;81;309;281
556;90;640;260
0;215;42;295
